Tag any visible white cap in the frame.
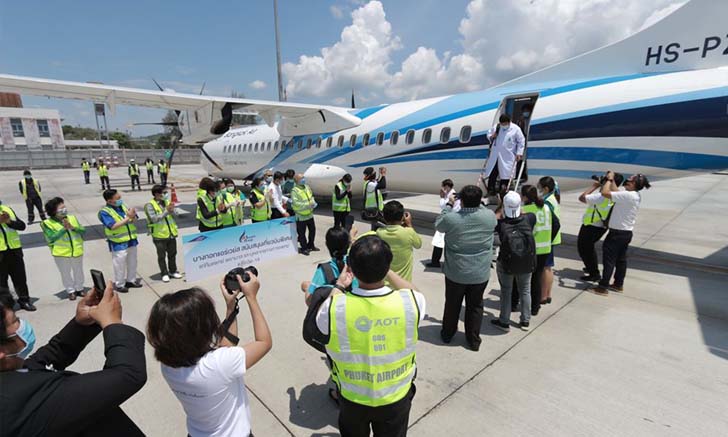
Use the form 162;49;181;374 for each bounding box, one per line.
503;191;521;218
130;159;135;162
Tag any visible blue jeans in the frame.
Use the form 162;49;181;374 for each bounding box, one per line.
496;262;532;324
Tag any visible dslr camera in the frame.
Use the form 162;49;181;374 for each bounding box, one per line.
224;266;258;294
591;173;608;184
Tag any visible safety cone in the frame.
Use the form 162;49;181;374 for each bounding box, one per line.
170;183;180;205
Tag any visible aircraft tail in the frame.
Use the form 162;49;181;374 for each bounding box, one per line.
504;0;728;87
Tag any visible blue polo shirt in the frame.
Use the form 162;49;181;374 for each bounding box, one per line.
99;204;139;252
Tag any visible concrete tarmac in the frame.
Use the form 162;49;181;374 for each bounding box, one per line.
1;165;726;436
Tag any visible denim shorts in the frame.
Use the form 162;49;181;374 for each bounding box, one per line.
545;248;555;267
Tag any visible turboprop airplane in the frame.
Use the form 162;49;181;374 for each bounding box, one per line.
1;0;727;195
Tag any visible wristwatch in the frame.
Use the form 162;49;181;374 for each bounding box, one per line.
333;283;347;292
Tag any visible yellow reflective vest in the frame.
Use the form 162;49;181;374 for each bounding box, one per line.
128;164;140;176
20;179;41;200
41;215;84;257
292;184;315;220
332;182;351;212
522;203;552;255
98;205;137;244
545;194;561;246
583;197;613;227
220;192;238;227
250;187;271;221
196;193;222;229
364;181;384;211
98;164;109;177
82;161;90;171
146;199;178;239
326;289;419;407
0;205;22;251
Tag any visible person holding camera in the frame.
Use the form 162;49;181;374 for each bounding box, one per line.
427;179;459;268
99;189;142;293
362;167;387;230
315;235;426;437
0;282;147;436
592;172;651;296
435;185;496;351
41;197;87;300
376;200;422;283
577;173;624;282
147;271;272;437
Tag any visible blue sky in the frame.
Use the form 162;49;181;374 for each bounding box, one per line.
0;0;677;135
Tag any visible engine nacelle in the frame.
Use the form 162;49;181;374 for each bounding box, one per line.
178;102;233;144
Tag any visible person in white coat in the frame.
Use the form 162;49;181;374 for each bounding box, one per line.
427;179;460;268
484;114;525;195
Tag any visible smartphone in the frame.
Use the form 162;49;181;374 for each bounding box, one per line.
90;269;105;299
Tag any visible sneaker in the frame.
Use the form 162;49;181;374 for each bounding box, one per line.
609;283;624;293
580;274;601;282
68;291;77;301
162;275;170;283
490;319;510;332
519;321;530;331
590;285;609;296
18;300;37;312
171;272;183;279
299;248;310;256
125;281;143;288
425;262;441;268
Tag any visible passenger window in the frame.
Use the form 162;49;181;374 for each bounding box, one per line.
237;144;241;153
305;138;311;149
337;136;344;148
460;125;472;143
440;127;451;144
254;143;259;152
274;141;279;151
376;132;384;145
326;137;333;148
267;142;272;151
390;131;399;145
349;134;357;147
297;139;303;150
422;128;432;144
362;133;370;147
224;146;228;153
316;137;322;148
405;129;415;145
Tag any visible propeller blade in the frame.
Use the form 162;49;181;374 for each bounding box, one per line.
131;122;179;126
151;78;164;91
199;81;206;95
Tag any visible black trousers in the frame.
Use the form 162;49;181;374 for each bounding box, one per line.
0;248;30;303
296;219;316;249
153;238;178;276
430;247;443;265
78;406;145;437
198;223;222;233
160;173;168;185
271;209;284;219
333;211;350;229
146;170;155;184
599;229;633;288
83;170;90;184
25;197;46;222
130;175;141;190
100;176;110;190
441;277;488;347
338;385;415;437
577;225;607;276
512;254;546;310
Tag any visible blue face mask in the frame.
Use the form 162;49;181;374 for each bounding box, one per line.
114;199;123;207
7;319;36;360
299;178;306;185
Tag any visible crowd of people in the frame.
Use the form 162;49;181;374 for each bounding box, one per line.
0;144;653;435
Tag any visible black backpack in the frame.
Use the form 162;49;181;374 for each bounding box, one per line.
500;219;536;274
301;262;339;353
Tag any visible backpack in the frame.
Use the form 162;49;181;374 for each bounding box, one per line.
301;262;339;353
500;218;536;274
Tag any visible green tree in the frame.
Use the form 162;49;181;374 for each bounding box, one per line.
109;131;131;148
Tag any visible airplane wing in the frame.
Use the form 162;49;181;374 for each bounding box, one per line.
0;74;361;143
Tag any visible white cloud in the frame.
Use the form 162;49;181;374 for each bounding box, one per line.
330;5;344;19
249;80;267;90
284;0;686;105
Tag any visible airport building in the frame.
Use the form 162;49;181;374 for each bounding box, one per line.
0;106;65;150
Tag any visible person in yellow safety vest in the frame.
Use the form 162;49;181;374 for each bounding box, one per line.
537;176;561;307
0;201;36;311
331;173;353;229
18;170;46;223
517;185;560;317
144;185;182;283
314;235;426;434
195;177;226;232
41;197;86;301
98;189;142;293
128;159;141;191
158;159;169;186
292;173;318;255
249;177;271;224
362;166;386;230
97;160;111;190
81;158;91;184
577;173;624;282
145;158;156;184
219;178;241;228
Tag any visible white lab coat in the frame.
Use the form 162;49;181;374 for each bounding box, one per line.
484;123;526;179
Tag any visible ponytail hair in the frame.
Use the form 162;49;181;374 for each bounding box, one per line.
521;184;544;208
326;227;351;272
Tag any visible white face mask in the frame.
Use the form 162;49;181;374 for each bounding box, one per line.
500;123;510;130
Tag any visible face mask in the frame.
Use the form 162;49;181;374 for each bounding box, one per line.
6;319;36;359
522;112;531;118
226;186;235;193
500;123;510;130
265;177;273;183
114;199;123;207
537;188;544;197
257;184;265;190
24;175;32;179
162;192;170;200
299;178;306;185
57;207;68;218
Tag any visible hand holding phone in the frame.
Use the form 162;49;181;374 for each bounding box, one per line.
90;269;106;299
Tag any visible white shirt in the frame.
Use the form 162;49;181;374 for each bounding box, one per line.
161;347;250;437
316;286;427;335
608;190;641;231
484;123;526;178
439;188;461;212
584;192;608;228
266;182;288;214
